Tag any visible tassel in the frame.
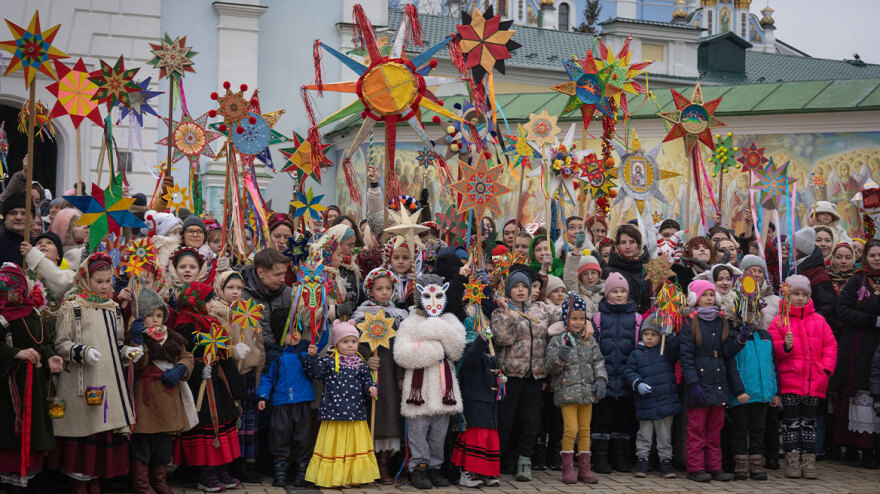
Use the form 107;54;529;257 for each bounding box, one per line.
387;169;402;208
441;359;457;406
404;3;424;47
300;86;326;168
342;157;362;203
468;124;486;156
352;4;378;51
858;285;871;301
313;39;324;96
406;368;425;406
447;35;468;77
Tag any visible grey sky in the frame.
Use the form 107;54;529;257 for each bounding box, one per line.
770;0;880;63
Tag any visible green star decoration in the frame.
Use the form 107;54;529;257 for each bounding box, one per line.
709;132;738;177
88;55;140;110
147;32;197;82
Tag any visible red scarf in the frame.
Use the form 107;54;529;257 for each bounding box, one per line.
174;282;221;334
0;264;37;322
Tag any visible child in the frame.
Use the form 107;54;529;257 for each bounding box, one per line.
590;272;638;474
383;236;420;308
563;248;604;318
545;275;567;305
528;234;564;278
53;253;142;493
768;275;837;480
546;292;607;484
624;313;680;479
129;288;196;494
679;279;745;482
394;274;466;489
352;268;408;484
303;320;380;488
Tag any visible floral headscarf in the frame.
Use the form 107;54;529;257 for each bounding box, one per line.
174;282;219;334
64;253;118;309
829;242;856;294
213;271;243;305
0;263;41;321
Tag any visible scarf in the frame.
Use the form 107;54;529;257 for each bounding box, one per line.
406;359;457;407
0;263;38;322
695;305;720;321
64;254;118;310
174;282;221;334
829;266;855;294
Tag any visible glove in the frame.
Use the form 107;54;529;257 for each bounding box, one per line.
161;364;188;388
556;346;572;361
736;325;753;345
592;379;607;401
123;346;144;363
575;231;586;249
217;257;231;271
717;247;732;265
336;301;355;317
637;382;653;395
234;342;251;361
202;365;212;380
85;348;102;365
689;382;705;407
130;317;146;345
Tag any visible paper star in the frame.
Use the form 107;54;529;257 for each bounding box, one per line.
122;256;147;279
210;82;250;133
610;130;679;213
737;142;769;173
0;10;67;86
645;255;675;288
162;183;190;210
118;76;161;127
582;152;616;199
126;238;157;264
503;124;541;171
46;58;103;129
230;298;263;331
385;207;429;256
594;37;652;116
523;109;561;149
463;276;489;305
456;5;521;81
709;132;738;176
356;309;397;354
158;111;222;169
88;56;140;110
752;158;796;210
551;51;614;132
283;233;310;264
147;33;197;82
658;83;725;153
450;157;511;220
279;131;332;181
527;123;588;204
194;324;230;360
290;187;327;220
63;177;147;249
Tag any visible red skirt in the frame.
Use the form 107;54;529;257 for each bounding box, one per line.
174;419;240;467
451;427;500;477
46;432;129;479
0;450;43;477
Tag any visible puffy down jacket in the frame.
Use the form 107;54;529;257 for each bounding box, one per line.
768;299;837;398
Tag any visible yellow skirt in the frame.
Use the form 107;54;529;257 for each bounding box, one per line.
305;420;380;488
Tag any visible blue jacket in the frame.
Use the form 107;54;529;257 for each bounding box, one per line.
457;336;499;430
304;353;375;421
594;299;641;398
729;329;777;406
624;336;681;421
257;342;314;406
679;315;744;408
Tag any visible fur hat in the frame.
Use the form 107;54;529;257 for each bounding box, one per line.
331;320;359;348
785;274;811;296
136;288;168;321
545;275;565;295
561;291;587;325
604;272;629;297
794;227;817;256
740;254;768;274
146;211;183;236
812;201;840;222
687;279;717;307
578;255;602;276
2;191;26;216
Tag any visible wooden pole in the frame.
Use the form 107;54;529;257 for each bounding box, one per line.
370;350;377;442
515;161;525;227
164;80;175;177
23;81;35;269
76;127;83;195
686;151;694;233
717;170;724;224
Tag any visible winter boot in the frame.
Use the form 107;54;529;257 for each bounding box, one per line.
216;465;240;489
687;470;711;482
410;464;432;490
231;457;262;484
578;452;597;484
515;455;532;481
658;459;677;478
376;451;394;485
532;441;548;471
801;453;818;479
272;461;288;487
610;437;631;472
633;457;648;478
710;469;732;481
130;460;156;494
591;438;611;474
560;452;576;484
148;464;174;494
548;440;562;470
749;454;767;480
197;467;226;492
784;452;801;479
733;454;749;480
427;467;449;487
290;461;309;487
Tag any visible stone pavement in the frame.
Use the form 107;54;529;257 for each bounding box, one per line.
172;461;880;494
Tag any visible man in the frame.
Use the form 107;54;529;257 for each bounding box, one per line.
241;248;292;356
0;192;28;264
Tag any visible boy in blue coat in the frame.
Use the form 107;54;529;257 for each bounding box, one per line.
624;313;681;479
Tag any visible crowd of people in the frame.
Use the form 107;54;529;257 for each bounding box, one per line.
1;161;880;493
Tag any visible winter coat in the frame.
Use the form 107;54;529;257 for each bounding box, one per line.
728;330;777;407
240;264;292;352
394;312;466;417
604;248;651;313
257;342;315;406
768;300;837;398
672;264;704;294
593;299;641;398
679;315;744;408
491;300;561;380
304;352;375;421
831;274;880;392
545;322;607;407
54;300;136;436
131;329;196;434
786;248;835;320
562;251;603;317
25;247;75;305
0;228;23;266
208;299;265;378
458;336;499;430
624;335;681;421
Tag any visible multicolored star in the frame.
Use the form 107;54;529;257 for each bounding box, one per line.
658;83;725;153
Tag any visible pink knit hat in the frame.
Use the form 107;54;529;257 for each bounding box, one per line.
784;274;811;296
331;320;360;347
604;272;629;297
687;279;717;307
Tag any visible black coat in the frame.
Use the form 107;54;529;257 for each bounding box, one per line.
458;337;498;430
595;299;640;399
0;228;23;266
831;274;880;392
870;345;880;398
786;248;835;321
604;249;651;313
624;335;681;421
679;315;744;408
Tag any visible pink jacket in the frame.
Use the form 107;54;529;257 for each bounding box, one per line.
768;299;838;398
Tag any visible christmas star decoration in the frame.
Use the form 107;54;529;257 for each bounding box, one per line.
436;205;469;244
278;131;332;181
88;56;140;110
147;33;197;82
708;132;738;177
63;176;147;249
126;238;157;264
209;81;250;134
645;255;675;288
658;83;725;153
527;123;588;204
594;37;652;116
230;298;263;331
98;232;125;269
416;147;436;169
503;124;541;172
752;158;796;210
450;157;511;219
17;100;54;142
494;252;527;279
356;308;397;354
118;76;161;127
610;130;680;213
157;111;222;168
456;5;521;82
0;10;67;86
46;58;103;129
737;142;769;173
122;256;147;279
290;187;327;220
385;207;429;256
212;89;288;169
582;152;616;199
162;183;190;210
523;109;561;149
551;51;613;132
283;233;310;264
194;324;230;359
463;276;488;305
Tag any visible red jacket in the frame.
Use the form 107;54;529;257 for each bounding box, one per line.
768;299;837;398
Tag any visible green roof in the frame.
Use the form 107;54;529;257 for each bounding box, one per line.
599;17;704;31
701;51;880;85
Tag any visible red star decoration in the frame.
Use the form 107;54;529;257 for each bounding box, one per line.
658;83;725;153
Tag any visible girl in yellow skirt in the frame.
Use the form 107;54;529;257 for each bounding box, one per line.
303;320;379;487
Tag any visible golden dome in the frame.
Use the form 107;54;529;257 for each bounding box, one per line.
673;0;688;18
540;0;554;5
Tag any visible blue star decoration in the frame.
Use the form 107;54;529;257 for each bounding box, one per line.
118;76;162;127
290;187;327;220
284;232;311;264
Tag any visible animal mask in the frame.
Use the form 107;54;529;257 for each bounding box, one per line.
416;280;450;317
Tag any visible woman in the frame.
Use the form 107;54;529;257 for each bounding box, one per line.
604;225;651;312
713;237;740;266
268;213;294;252
830;239;880;468
586;216;608;246
829;243;857;297
323;205;341;229
502;220;521;251
673;237;715;291
695;264;741;316
482;216;497;241
814;226;837;263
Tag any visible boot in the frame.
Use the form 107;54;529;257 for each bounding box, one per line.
426;468;449;488
861;448;879;469
749;454;767;480
784;452;801;479
515;455;532;481
733;454;749;481
376;451;394;485
578;452;597;484
148;464;174;494
131;460;157;494
272;460;287;488
591;438;611;474
410;464;432;490
231;457;262;484
290;461;309;487
609;437;630;472
801;453;818;479
532;441;548;471
560;452;576;484
216;465;240;489
548;440;562;470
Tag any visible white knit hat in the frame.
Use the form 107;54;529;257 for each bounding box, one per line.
146;211;183;236
793;227;817;256
812;201;840;222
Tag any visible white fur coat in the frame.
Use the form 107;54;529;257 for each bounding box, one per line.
393;312;466;418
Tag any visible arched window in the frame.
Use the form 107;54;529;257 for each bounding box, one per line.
558;2;570;31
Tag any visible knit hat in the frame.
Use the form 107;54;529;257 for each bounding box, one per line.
640;312;663;335
146;211;183;236
33;232;63;265
739;254;768;274
546;275;565;295
578;255;602;276
812;201;840;222
505;269;532;298
268;212;294;233
687;279;717;307
561;291;587;325
136;288;168;321
793;226;817;256
604;272;629;297
331;320;359;348
2;191;26;216
785;274;811;296
182;215;206;235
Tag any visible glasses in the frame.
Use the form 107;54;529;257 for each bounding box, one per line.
185;229;205;237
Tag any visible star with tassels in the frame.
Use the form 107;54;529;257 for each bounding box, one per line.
46;58;103;129
552;52;613;132
230;299;263;331
456;5;521;82
658;83;725;153
162;183;190;210
385;207;428;255
752;158;796;210
290;187;327;220
523;109;561;149
450;157;511;220
356;309;397;354
709;132;738;177
88;56;140;110
594;37;652;116
147;33;197;82
737;142;769;173
209;81;250;134
211;89;288;169
504;124;541;173
118;76;161;127
278;131;332;181
582;152;616;199
158;111;222;168
463;276;489;305
0;10;67;86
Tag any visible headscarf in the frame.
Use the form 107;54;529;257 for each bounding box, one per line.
527;234;564;277
174;282;220;334
829;242;856;294
213;271;243;304
64;253;118;309
0;263;39;321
